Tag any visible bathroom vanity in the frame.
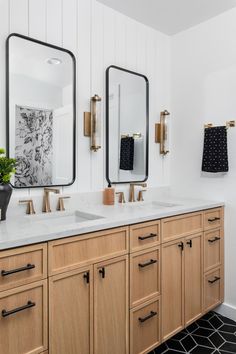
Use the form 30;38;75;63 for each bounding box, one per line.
0;203;224;354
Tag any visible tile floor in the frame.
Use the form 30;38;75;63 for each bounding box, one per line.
149;311;236;354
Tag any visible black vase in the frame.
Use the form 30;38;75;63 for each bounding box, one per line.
0;184;12;221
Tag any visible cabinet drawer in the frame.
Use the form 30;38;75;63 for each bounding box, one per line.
204;268;223;312
130;298;160;354
130;247;160;308
130;221;160;252
48;227;129;275
0;280;48;354
0;244;47;291
161;212;203;243
204;208;223;230
204;229;223;272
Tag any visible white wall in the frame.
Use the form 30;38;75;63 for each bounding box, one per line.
0;0;171;197
171;8;236;313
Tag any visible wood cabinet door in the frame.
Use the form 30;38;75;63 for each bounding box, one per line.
162;239;184;341
0;280;47;354
94;255;129;354
49;266;93;354
185;233;203;326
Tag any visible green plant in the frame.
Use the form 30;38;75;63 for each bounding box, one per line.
0;148;16;184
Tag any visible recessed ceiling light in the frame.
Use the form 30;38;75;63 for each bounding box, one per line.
46;58;62;65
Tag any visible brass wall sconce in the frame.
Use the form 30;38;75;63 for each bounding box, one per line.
84;94;102;152
155;110;170;155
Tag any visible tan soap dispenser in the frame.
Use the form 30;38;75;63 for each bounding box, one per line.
103;183;115;205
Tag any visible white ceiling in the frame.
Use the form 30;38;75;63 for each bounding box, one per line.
97;0;236;35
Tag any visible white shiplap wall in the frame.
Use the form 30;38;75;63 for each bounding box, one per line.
0;0;171;197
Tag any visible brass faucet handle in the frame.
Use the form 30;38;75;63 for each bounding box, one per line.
137;190;147;202
19;199;36;215
116;192;126;204
56;196;71;211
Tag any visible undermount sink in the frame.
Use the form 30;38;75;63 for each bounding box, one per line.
123;201;180;210
25;210;104;226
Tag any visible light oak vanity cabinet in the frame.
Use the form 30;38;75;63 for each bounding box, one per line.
0;244;48;354
161;208;224;343
48;227;129;354
0;207;224;354
129;220;161;354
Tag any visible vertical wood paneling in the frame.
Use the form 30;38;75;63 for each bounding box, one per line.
114;12;126;67
76;0;92;192
46;0;62;46
0;0;171;199
91;1;107;191
29;0;46;41
9;0;28;35
62;0;77;52
125;18;137;72
0;0;9;149
62;0;78;193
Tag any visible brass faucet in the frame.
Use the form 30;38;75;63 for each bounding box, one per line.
57;196;71;211
19;199;36;215
129;183;147;202
137;189;147;202
42;188;60;213
116;191;126;204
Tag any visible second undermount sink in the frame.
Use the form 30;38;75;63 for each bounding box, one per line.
26;210;104;226
123;201;180;210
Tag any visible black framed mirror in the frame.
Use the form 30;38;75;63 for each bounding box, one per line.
106;65;149;184
6;33;76;188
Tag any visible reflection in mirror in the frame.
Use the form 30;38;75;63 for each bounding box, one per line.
106;66;149;184
7;34;76;188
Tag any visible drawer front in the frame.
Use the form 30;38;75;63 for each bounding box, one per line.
0;280;48;354
130;221;160;252
48;227;129;275
130;298;160;354
161;212;203;243
204;208;223;230
204;229;223;272
130;248;160;308
0;244;47;291
204;268;223;312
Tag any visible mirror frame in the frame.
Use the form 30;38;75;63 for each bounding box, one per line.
6;33;76;189
105;65;149;185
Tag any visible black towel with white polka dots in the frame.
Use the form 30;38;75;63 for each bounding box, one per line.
202;126;229;173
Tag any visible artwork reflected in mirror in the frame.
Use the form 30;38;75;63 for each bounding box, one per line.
106;66;149;184
7;34;76;188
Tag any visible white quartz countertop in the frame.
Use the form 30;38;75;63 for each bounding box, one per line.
0;197;224;250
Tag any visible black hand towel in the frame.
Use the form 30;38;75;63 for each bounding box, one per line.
202;126;228;173
119;136;134;170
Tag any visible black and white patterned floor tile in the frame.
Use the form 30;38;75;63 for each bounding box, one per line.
149;311;236;354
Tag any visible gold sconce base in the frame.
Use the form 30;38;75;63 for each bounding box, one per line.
84;112;91;137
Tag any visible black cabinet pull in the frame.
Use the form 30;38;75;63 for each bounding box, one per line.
138;233;157;241
1;263;35;277
138;311;157;323
83;272;90;284
178;242;184;251
208;237;221;243
99;267;105;278
2;301;35;318
208;217;220;223
208;276;221;284
186;240;192;248
138;259;157;268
